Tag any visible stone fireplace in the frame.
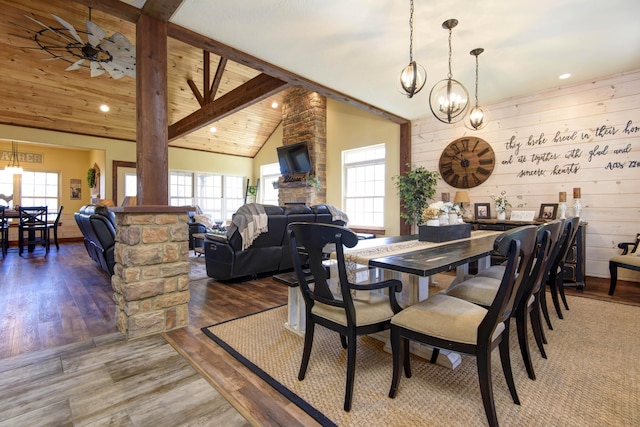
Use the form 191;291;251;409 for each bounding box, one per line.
276;87;326;206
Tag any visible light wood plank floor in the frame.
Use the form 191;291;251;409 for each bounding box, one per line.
1;242;638;426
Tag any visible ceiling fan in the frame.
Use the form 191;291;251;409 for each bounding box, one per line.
20;9;136;79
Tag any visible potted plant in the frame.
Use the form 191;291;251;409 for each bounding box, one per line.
87;168;96;189
393;164;439;226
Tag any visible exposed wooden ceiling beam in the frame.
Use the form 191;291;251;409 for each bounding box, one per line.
208;57;227;104
141;0;184;22
167;23;409;125
72;0;408;125
71;0;141;23
169;73;289;141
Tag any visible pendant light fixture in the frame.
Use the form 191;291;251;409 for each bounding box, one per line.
398;0;426;98
4;141;23;175
429;19;469;124
465;48;489;130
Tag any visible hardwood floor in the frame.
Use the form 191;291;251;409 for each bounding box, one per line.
1;242;639;426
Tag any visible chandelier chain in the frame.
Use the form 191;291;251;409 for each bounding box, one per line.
408;0;414;63
447;27;453;79
475;54;479;106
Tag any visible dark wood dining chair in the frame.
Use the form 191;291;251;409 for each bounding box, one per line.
388;225;537;427
0;206;8;256
545;217;580;321
288;222;403;412
609;233;640;295
18;206;49;255
447;222;562;380
48;205;64;250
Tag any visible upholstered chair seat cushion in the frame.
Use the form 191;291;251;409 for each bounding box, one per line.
312;293;395;327
610;254;640;267
476;265;506;280
390;293;504;345
445;276;502;307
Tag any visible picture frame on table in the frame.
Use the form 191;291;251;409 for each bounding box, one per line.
538;203;558;220
474;203;491;219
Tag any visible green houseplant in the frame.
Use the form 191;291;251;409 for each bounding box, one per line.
393;164;439;226
87;168;96;189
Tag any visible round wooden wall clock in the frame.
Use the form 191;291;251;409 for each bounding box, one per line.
438;137;495;189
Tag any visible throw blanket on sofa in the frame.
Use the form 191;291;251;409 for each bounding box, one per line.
327;204;350;225
226;203;269;250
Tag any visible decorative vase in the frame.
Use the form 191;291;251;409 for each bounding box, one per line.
573;199;582;217
497;211;506;221
448;213;458;225
426;219;440;226
438;213;449;226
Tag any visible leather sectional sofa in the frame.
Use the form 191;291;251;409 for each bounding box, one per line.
204;204;345;281
74;204;116;275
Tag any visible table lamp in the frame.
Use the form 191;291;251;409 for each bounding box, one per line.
454;191;471;217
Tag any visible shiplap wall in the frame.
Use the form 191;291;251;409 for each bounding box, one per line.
411;70;640;281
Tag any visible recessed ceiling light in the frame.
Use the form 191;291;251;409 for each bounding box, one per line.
209;126;217;133
559;73;572;80
99;104;110;112
271;101;279;108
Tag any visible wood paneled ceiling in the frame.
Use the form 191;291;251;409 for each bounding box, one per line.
0;0;288;158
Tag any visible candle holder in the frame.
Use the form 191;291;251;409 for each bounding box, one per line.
559;202;567;219
573;198;582;217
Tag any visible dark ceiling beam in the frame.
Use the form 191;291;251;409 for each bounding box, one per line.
71;0;184;23
169;73;289;141
141;0;184;22
167;23;409;125
70;0;141;23
208;57;227;104
71;0;408;126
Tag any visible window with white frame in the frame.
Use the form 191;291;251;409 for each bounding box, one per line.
260;163;280;206
169;172;246;221
124;173;137;197
20;171;59;211
225;175;245;215
0;170;13;207
194;173;222;220
169;171;194;206
343;144;385;228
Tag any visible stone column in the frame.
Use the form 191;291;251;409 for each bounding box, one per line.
111;206;192;339
278;87;326;206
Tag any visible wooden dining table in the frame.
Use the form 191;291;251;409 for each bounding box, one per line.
3;208;61;252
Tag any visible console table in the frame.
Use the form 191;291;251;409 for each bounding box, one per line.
467;219;587;290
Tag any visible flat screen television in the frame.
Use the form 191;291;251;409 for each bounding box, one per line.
277;141;312;175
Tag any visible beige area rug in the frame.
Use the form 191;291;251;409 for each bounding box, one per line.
203;296;639;427
189;254;208;280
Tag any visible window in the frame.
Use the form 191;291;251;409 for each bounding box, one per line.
167;171;246;221
343;144;385;228
169;171;193;206
260;163;280;206
195;173;222;219
225;175;245;215
124;173;137;197
0;170;13;207
21;171;59;211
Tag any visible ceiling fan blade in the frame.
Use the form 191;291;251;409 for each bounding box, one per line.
100;61;126;80
86;20;106;47
24;15;77;45
52;14;83;44
90;61;105;77
66;58;84;70
100;33;136;78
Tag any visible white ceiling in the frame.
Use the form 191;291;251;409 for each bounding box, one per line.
158;0;640;121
